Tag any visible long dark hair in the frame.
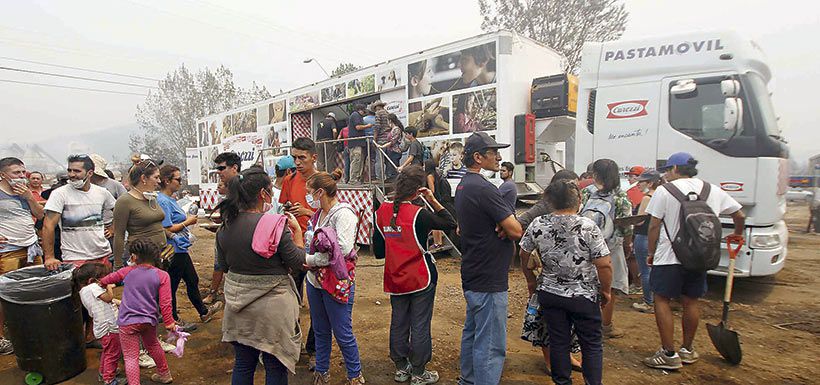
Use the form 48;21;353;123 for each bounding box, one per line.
391;166;426;227
592;158;620;193
388;113;404;130
217;168;271;225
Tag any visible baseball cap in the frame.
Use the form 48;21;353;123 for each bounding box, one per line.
637;169;661;182
463;132;509;158
89;154;108;178
659;152;695;171
276;155;295;170
327;112;336;119
626;165;645;176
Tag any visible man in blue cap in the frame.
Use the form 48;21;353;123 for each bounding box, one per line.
642;152;745;370
455;132;522;385
268;155;296;214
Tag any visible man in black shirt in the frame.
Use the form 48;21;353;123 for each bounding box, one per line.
316;112;338;172
455;132;522;385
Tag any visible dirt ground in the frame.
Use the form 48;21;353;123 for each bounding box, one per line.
1;203;818;385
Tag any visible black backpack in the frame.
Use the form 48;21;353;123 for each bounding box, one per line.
434;173;453;204
662;182;722;271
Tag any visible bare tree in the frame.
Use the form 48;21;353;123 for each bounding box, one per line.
131;64;270;166
331;62;362;77
479;0;628;72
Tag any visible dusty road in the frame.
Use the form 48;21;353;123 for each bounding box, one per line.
1;203;818;385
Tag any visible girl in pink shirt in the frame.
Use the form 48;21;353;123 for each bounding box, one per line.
100;239;176;384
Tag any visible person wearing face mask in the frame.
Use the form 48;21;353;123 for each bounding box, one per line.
111;160;166;270
0;157;46;355
374;165;457;385
43;154;115;270
302;169;365;385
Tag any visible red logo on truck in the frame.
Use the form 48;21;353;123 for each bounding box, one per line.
606;100;649;119
720;182;744;192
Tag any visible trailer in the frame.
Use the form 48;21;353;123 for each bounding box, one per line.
187;30;789;276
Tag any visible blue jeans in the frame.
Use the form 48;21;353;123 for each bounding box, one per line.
231;342;287;385
307;283;362;379
633;234;653;305
458;290;508;385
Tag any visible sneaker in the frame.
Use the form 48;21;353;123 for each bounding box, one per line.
678;347;700;364
312;371;330;385
602;323;625;338
411;370;439;385
628;284;642;295
394;363;412;382
0;337;13;355
176;320;198;333
643;348;683;370
347;373;366;385
150;373;173;384
104;377;128;385
632;302;654;313
159;340;176;353
201;302;223;323
138;350;156;368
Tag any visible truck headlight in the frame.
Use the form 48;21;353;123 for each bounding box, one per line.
750;234;781;249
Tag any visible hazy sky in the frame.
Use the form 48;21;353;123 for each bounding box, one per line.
1;0;818;161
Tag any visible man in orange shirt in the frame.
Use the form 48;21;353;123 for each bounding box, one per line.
278;137;319;369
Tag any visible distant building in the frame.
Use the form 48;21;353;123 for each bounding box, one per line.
0;143;63;173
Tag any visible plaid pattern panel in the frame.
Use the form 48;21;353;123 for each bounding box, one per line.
200;188;221;210
291;112;311;141
337;188;374;245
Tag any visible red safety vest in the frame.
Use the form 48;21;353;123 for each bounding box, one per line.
375;202;431;295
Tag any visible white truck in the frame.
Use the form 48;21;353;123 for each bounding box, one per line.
562;31;789;276
189;30;789;276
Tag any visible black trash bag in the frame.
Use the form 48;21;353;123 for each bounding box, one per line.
0;264;75;305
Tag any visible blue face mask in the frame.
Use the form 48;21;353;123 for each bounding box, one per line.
305;191;322;209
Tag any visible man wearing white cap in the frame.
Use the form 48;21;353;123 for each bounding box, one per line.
89;154;127;263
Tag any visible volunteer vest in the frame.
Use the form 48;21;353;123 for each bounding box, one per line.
375;202;431;295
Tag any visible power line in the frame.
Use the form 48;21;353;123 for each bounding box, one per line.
0;79;148;96
0;55;161;81
0;66;157;89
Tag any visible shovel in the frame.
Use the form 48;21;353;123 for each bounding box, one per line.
707;235;744;365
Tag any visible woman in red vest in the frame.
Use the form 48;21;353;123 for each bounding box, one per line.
374;166;457;385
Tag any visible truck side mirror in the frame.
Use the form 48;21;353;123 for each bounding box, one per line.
671;79;696;95
721;79;741;97
724;97;743;131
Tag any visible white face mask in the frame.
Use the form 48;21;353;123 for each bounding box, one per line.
142;191;158;200
9;178;27;187
68;177;87;190
305;191;321;209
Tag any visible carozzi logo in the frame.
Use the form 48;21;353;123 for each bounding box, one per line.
606;100;648;119
720;182;744;192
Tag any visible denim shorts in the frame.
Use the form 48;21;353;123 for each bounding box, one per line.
649;264;707;299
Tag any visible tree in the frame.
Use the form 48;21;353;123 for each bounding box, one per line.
131;64;270;166
478;0;628;72
331;62;362;77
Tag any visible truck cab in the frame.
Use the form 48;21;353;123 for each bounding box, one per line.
571;31;789;276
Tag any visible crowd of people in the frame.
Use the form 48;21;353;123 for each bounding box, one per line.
0;124;746;385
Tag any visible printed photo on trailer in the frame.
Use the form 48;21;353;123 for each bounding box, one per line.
407;41;497;100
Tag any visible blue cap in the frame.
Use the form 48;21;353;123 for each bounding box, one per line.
276;155;295;170
659;152;694;171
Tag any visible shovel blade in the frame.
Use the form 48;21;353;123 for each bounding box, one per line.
707;322;742;365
